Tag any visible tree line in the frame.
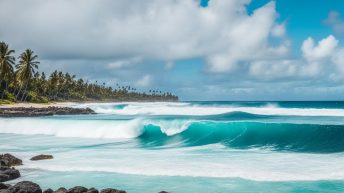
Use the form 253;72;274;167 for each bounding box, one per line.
0;42;178;103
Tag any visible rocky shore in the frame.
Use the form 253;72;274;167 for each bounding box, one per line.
0;181;128;193
0;154;169;193
0;107;95;117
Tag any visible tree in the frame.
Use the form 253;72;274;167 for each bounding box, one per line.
0;42;15;98
15;49;40;101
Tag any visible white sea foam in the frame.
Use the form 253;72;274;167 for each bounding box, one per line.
15;146;344;181
0;118;143;139
147;119;194;136
0;117;196;138
78;102;344;117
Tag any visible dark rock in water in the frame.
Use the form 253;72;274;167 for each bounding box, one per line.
100;188;126;193
67;186;88;193
6;181;42;193
30;155;53;161
43;189;53;193
0;154;23;167
0;107;95;117
85;188;98;193
54;187;67;193
0;167;21;182
159;192;169;193
0;183;8;190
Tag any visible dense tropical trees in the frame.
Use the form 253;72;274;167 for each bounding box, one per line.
0;42;15;98
0;42;178;103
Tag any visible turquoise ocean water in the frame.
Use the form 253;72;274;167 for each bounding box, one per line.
1;101;344;193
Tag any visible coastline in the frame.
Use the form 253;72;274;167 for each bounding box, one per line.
0;102;75;109
0;103;95;117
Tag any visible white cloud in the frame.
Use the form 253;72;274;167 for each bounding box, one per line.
249;35;344;79
301;35;338;62
271;24;286;37
135;75;152;87
0;0;286;73
107;57;142;70
206;2;287;72
332;48;344;73
249;60;298;79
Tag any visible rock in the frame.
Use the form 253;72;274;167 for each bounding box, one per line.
0;167;21;182
0;154;22;167
0;107;95;117
43;189;53;193
100;188;126;193
6;181;42;193
30;155;53;161
54;188;67;193
85;188;98;193
158;192;169;193
67;186;88;193
0;183;8;190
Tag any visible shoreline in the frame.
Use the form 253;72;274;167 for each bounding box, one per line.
0;102;76;109
0;100;180;109
0;105;95;117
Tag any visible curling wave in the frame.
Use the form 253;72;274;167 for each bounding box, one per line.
139;121;344;153
2;117;344;153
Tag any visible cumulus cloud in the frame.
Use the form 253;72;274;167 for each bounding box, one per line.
249;35;344;79
301;35;338;62
0;0;287;73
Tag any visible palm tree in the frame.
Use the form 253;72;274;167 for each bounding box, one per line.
15;49;40;101
0;42;15;99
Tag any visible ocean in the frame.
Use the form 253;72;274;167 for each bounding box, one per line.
1;101;344;193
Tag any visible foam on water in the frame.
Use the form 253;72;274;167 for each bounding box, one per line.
78;102;344;117
10;145;344;181
0;118;143;139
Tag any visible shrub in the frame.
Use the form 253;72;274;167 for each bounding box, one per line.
27;91;49;103
69;92;87;100
4;90;16;102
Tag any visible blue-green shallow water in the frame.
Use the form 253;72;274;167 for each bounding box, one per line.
1;101;344;193
10;170;344;193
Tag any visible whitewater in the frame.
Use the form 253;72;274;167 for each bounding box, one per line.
1;101;344;193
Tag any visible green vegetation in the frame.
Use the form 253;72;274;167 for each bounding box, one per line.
0;42;178;103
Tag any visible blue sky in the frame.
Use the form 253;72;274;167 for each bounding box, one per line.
1;0;344;101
